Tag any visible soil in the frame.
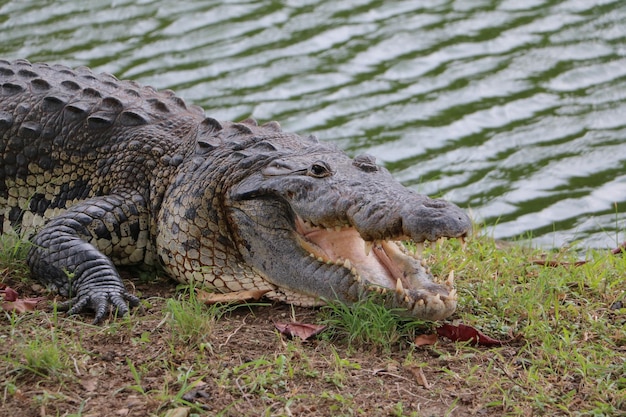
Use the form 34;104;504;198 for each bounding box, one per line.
1;272;518;417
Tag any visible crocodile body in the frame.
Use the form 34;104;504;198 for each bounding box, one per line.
0;59;471;322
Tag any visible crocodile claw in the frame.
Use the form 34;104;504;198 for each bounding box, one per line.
58;289;141;324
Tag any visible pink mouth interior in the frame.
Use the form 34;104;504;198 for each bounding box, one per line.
295;218;408;289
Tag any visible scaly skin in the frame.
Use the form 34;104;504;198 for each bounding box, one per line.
0;59;471;323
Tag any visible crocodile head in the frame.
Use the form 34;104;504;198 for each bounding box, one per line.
160;118;471;321
221;120;471;321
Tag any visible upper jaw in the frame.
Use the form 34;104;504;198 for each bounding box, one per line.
347;197;472;243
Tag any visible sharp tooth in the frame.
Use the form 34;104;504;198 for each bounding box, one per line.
335;225;342;232
343;259;352;270
459;236;467;249
351;267;358;276
437;237;445;245
326;227;333;232
364;241;373;256
415;242;424;257
317;256;324;262
417;299;425;306
446;270;455;288
395;278;404;294
437;294;446;305
371;286;384;294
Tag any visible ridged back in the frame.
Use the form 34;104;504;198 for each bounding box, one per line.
0;59;203;233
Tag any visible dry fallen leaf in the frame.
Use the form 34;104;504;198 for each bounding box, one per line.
182;387;211;402
413;333;438;346
181;379;210;402
274;321;326;340
163;407;191;417
196;288;270;304
2;298;45;313
80;377;98;393
436;323;505;346
406;364;431;389
1;285;45;313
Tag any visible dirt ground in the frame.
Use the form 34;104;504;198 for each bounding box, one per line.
0;271;524;417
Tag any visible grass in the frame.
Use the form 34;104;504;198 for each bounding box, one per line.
165;285;232;352
0;232;31;281
0;227;625;416
319;296;430;353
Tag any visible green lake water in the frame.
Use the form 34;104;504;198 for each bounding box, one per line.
1;0;625;248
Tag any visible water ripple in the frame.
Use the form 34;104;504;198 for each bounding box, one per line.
0;0;624;247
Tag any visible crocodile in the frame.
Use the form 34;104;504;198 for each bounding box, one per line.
0;59;471;323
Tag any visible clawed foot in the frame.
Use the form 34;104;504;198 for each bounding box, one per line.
57;289;141;324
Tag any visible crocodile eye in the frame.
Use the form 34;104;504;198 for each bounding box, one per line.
307;161;332;178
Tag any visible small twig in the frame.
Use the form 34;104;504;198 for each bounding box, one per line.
72;356;81;376
370;369;413;383
532;240;626;268
531;259;588;267
156;312;170;329
234;378;255;409
218;318;247;349
397;386;437;403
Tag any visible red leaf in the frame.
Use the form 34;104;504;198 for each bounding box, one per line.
274;321;326;340
611;241;626;255
436;323;504;346
0;286;19;302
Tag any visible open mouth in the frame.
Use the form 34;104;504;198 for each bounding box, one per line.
293;216;459;318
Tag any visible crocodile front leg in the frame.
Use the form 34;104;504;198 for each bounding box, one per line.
27;193;150;323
